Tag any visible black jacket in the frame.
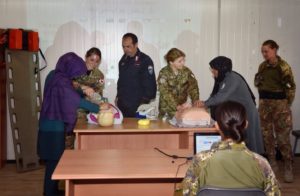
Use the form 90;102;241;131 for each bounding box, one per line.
117;49;157;110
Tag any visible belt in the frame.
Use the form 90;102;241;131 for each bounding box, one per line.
259;91;286;100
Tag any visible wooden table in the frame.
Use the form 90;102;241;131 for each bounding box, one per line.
74;118;218;152
52;149;192;196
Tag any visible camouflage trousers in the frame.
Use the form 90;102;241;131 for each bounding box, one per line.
259;99;293;161
77;108;88;121
65;133;75;150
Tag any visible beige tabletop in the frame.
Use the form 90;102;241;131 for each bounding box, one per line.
74;118;217;133
52;149;192;180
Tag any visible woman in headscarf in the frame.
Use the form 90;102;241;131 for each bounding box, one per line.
200;56;264;154
38;52;108;196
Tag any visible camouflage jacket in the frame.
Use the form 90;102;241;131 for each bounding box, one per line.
255;56;296;105
182;141;281;196
75;68;105;96
157;65;199;118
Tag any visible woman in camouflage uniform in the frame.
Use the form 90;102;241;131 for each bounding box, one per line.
66;47;105;149
73;47;105;119
74;47;105;97
255;40;296;182
182;101;280;196
157;48;201;119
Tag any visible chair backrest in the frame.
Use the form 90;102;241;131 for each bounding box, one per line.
197;186;266;196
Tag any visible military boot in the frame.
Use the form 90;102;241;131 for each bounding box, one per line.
284;161;294;183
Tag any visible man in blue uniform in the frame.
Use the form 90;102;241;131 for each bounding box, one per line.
116;33;157;117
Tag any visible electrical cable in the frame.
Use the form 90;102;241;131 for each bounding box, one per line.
154;147;193;160
153;147;193;193
174;159;189;192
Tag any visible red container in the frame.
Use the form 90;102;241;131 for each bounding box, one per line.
8;29;22;50
27;31;39;52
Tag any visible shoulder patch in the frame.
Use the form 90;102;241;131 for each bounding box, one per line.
148;65;154;75
159;77;166;84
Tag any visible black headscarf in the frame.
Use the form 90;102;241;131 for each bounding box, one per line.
209;56;256;118
210;56;233;96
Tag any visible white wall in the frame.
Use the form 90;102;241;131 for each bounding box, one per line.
1;0;299;159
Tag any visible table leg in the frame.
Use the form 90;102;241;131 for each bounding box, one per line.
76;133;81;150
65;180;74;196
179;132;189;149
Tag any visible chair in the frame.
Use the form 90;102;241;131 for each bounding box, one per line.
197;186;266;196
292;130;300;155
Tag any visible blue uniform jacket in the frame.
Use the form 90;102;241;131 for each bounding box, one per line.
117;49;157;114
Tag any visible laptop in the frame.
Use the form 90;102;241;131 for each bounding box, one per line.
194;132;221;154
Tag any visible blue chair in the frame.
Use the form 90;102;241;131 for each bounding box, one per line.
197;186;266;196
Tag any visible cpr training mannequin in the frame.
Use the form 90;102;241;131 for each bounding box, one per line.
172;103;212;127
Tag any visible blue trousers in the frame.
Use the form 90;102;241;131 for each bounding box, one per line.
44;160;59;196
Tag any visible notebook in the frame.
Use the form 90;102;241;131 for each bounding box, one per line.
194;132;221;154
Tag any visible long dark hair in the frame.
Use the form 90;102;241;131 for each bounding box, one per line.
215;101;247;143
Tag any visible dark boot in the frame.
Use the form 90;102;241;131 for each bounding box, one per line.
284;160;294;183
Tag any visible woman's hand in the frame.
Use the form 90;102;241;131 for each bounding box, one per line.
100;102;110;110
193;100;205;108
82;85;95;97
176;102;191;111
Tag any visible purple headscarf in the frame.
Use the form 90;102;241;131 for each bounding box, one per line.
40;52;87;132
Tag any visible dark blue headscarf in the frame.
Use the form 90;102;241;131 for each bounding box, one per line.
40;52;87;132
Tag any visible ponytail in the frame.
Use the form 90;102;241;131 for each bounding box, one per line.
215;101;247;143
